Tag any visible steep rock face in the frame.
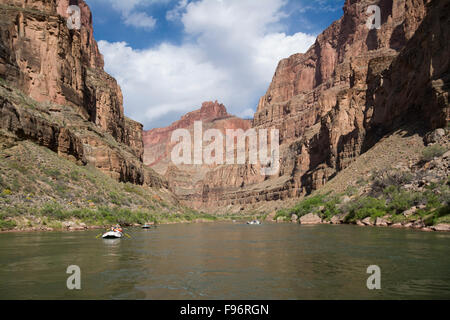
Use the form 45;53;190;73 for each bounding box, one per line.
254;0;429;136
144;101;250;172
0;95;85;164
195;0;449;212
0;0;142;150
0;0;149;185
365;0;450;136
143;101;251;205
124;117;144;161
0;80;163;187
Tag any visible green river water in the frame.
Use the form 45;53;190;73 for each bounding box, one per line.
0;223;449;299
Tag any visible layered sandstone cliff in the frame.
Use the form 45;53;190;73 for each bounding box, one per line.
143;101;251;204
144;101;251;173
171;0;448;212
0;0;160;186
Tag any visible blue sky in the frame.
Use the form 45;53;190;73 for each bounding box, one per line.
85;0;345;130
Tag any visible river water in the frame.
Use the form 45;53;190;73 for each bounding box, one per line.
0;223;449;299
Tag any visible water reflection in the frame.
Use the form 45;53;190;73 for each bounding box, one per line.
0;224;449;299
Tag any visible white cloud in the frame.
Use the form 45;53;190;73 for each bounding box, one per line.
122;11;156;29
99;41;228;122
88;0;160;30
166;0;188;22
98;0;316;129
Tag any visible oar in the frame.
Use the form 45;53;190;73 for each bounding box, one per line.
124;233;131;238
95;233;103;239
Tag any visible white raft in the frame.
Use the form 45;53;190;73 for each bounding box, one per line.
102;231;123;239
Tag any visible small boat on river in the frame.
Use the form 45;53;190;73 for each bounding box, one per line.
102;225;123;239
247;220;262;225
142;222;155;229
102;230;123;239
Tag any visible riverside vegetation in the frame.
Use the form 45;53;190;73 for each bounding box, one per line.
1;124;448;232
274;133;450;231
0;125;217;231
0;135;253;231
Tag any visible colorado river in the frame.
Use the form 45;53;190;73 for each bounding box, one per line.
0;223;449;299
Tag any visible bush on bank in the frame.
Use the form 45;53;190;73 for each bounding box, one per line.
0;203;221;230
277;178;449;225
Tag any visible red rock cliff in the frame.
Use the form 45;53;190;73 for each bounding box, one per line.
195;0;449;212
0;0;155;185
143;101;252;204
143;101;247;169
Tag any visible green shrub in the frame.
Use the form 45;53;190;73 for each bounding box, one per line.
0;219;17;230
345;197;387;222
69;170;80;181
42;167;62;179
371;171;413;195
321;195;342;220
40;203;68;220
108;192;123;205
435;204;450;219
8;161;28;174
290;194;327;217
123;183;143;196
274;209;290;221
421;144;447;162
385;187;418;214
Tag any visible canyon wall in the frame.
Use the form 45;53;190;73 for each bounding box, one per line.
143;101;252;205
150;0;449;212
0;0;159;186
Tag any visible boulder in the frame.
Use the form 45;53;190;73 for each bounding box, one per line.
432;224;450;232
375;217;389;227
362;217;374;226
403;222;414;228
330;216;342;224
291;214;299;223
424;129;446;144
63;221;75;229
412;221;425;229
299;213;322;225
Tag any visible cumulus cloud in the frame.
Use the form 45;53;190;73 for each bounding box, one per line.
166;0;188;22
98;0;317;129
122;12;156;29
88;0;159;30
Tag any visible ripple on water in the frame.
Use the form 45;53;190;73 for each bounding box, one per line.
0;224;449;299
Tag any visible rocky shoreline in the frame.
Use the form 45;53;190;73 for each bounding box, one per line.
2;215;449;234
282;212;450;232
0;218;222;234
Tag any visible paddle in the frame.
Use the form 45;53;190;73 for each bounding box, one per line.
124;233;132;238
95;233;103;239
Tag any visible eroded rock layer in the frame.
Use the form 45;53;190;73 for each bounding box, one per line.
0;0;158;186
143;101;252;204
169;0;449;212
